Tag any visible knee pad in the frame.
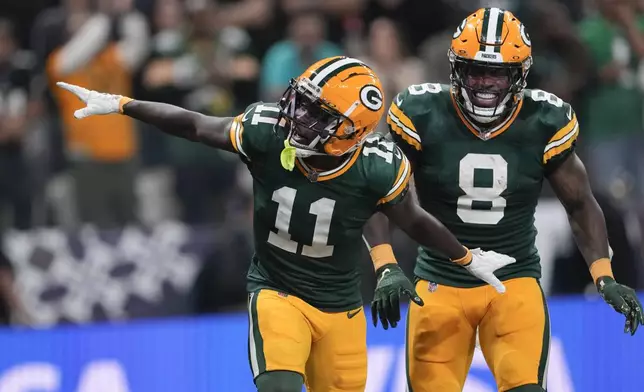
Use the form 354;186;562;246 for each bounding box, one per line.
255;371;303;392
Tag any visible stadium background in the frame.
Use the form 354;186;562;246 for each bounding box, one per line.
0;0;643;390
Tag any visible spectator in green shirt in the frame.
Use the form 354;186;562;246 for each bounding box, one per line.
578;0;644;202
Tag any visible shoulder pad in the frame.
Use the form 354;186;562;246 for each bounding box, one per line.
524;89;574;131
361;134;411;207
393;83;449;118
240;102;281;129
231;102;281;162
388;83;449;154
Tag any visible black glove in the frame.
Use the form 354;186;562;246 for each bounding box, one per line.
371;263;424;330
597;276;644;335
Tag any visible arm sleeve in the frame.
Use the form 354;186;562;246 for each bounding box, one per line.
543;103;580;172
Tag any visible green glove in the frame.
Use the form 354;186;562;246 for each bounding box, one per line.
597;276;644;336
371;263;424;330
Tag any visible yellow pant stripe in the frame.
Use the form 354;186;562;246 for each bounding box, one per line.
248;291;266;378
537;286;551;389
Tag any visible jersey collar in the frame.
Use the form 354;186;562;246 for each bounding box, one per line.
295;144;363;182
450;88;523;140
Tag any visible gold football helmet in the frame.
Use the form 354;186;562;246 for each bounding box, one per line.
449;7;532;127
277;56;385;157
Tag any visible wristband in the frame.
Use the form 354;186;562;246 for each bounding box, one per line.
451;247;473;266
590;258;614;284
370;244;397;271
119;97;134;113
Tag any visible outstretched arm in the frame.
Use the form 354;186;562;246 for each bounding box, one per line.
548;153;644;335
122;100;235;151
56;82;235;152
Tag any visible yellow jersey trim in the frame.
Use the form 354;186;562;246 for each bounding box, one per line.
543;115;579;164
378;153;412;205
387;103;422;151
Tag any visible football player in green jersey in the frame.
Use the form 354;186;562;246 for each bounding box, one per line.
56;56;516;392
364;7;644;392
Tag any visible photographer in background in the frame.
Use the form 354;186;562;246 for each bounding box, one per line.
45;0;149;229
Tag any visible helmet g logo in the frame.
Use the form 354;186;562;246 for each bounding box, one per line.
520;24;531;47
453;18;467;39
360;85;383;111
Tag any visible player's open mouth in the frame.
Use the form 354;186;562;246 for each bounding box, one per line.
472;91;499;107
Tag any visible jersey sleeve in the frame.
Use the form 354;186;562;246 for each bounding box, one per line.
387;91;422;160
228;102;279;163
542;101;580;172
375;145;413;208
386;85;440;165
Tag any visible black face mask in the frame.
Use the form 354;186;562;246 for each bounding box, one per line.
451;56;527;122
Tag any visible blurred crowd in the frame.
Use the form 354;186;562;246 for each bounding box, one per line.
0;0;643;325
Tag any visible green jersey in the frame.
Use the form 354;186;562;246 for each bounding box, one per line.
387;83;579;287
230;102;411;310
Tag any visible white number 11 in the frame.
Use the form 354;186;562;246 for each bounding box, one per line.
267;186;336;258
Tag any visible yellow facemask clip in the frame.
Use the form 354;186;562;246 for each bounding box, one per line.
280;139;297;171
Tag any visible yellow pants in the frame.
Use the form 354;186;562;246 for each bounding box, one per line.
406;278;550;392
247;289;367;391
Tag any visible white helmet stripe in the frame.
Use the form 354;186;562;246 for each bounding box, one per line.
310;57;365;86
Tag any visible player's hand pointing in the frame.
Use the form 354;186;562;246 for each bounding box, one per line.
462;248;516;294
56;82;124;119
371;264;424;330
597;277;644;336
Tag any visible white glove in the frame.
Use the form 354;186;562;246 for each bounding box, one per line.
56;82;123;119
463;248;516;294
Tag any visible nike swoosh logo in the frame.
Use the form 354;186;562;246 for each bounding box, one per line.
378;268;391;284
241;107;254;122
395;95;403;107
347;308;362;319
394;148;402;160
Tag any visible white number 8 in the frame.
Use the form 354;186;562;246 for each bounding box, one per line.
407;83;441;95
530;89;563;108
457;153;508;225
